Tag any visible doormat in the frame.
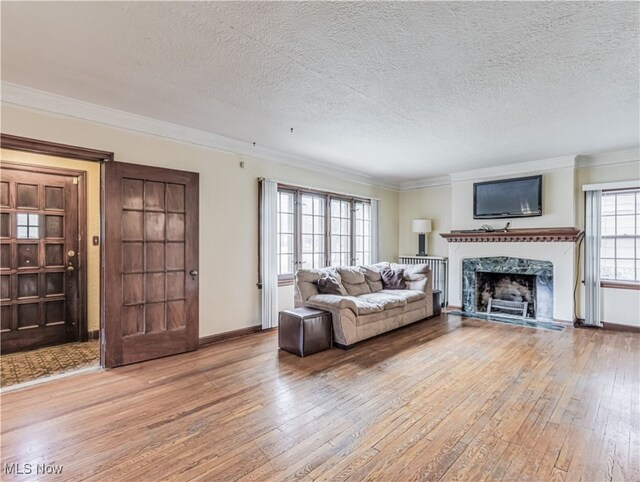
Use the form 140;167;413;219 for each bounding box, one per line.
448;311;565;332
1;340;100;388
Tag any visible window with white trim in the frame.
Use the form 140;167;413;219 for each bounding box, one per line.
276;187;373;280
300;193;326;270
600;189;640;283
330;198;351;267
277;190;295;276
354;201;372;266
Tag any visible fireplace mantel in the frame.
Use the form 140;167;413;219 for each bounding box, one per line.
440;227;582;243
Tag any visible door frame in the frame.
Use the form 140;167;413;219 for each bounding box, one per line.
1;134;114;361
0;161;88;343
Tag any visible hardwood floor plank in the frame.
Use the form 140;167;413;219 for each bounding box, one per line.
1;315;638;481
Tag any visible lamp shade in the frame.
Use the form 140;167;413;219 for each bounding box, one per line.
412;219;432;233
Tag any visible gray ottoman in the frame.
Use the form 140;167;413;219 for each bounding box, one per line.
278;308;332;357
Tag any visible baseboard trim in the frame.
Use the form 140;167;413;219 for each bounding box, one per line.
574;318;640;333
87;330;100;341
199;324;263;347
602;321;640;333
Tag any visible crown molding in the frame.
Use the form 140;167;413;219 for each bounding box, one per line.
576;148;640;168
448;155;577;183
398;175;451;191
398;155;577;191
1;82;400;191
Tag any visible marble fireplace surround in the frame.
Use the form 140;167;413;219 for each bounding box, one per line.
462;257;553;321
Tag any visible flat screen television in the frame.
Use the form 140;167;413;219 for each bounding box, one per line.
473;175;542;219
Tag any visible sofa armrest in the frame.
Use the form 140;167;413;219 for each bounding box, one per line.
305;294;358;315
407;271;432;298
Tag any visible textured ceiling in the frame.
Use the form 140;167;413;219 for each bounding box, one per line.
1;1;638;184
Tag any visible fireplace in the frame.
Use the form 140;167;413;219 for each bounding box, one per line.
462;257;553;321
476;272;536;318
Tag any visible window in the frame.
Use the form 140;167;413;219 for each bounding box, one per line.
330;198;351;266
277;190;295;276
354;201;372;266
16;213;39;239
276;187;373;281
600;189;639;283
300;193;326;270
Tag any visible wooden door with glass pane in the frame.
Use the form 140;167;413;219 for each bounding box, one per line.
0;164;80;353
103;162;198;368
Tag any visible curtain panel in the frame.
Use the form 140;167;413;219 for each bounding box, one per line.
583;189;602;327
259;179;279;329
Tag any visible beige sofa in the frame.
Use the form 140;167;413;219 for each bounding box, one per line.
294;262;434;347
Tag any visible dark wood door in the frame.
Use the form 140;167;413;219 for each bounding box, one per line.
0;164;80;353
103;162;199;367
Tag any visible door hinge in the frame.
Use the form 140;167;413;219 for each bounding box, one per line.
101;329;105;343
73;177;79;185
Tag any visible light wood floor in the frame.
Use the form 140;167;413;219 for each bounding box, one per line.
1;315;638;481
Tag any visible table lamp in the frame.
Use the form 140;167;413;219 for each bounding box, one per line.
412;219;432;256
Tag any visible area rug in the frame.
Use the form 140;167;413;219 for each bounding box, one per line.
448;311;565;332
1;340;100;388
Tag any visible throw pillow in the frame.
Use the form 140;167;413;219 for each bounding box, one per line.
381;268;406;290
317;274;347;296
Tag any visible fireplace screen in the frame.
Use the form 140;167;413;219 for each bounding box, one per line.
475;272;536;318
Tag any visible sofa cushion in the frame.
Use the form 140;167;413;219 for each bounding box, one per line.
296;268;323;283
296;269;323;301
308;294;383;315
307;294;358;312
337;266;365;284
296;268;346;301
379;289;426;303
317;274;348;296
391;263;430;281
360;265;384;293
351;297;385;314
358;292;407;310
381;268;407;289
338;267;372;296
345;282;372;296
407;277;428;292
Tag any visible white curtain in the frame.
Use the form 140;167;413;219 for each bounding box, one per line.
584;189;602;327
371;199;381;263
259;179;279;329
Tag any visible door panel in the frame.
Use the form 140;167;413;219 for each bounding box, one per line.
103;162;198;367
0;165;80;353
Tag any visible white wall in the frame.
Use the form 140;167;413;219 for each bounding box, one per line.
1;104;399;337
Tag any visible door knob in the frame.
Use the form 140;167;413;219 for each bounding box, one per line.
66;264;75;272
190;270;198;280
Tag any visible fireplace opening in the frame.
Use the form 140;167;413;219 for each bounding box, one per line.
475;272;536;318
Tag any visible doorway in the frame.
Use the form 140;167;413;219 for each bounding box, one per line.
1;164;83;352
0;144;101;387
1;136;201;385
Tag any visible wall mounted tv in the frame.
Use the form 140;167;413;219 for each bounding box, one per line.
473;175;542;219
